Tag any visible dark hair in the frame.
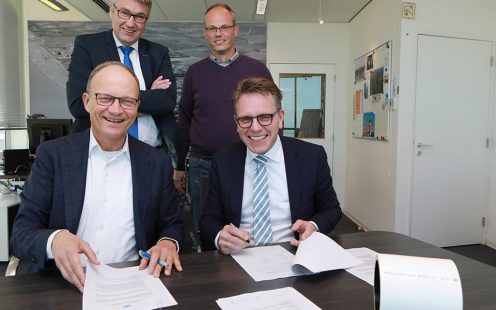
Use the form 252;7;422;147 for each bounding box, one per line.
205;3;236;25
232;77;282;111
86;61;139;92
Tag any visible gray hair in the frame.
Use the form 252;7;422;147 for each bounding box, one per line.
86;61;139;95
111;0;152;13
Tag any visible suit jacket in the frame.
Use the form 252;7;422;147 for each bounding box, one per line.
10;130;184;273
66;29;183;168
200;136;342;250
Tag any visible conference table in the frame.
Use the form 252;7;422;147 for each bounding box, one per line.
1;231;496;309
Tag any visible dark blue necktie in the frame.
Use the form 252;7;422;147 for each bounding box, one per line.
119;46;138;139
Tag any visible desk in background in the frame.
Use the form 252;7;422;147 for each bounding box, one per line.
0;192;20;261
1;231;496;309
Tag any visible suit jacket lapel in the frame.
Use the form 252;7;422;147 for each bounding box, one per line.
138;39;152;87
230;143;246;226
104;30;120;61
281;137;301;222
62;130;90;233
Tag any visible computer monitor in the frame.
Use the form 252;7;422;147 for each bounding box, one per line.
27;118;73;154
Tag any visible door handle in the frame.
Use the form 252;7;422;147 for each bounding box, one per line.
417;142;435;148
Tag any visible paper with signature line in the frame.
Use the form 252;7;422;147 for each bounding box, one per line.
83;263;177;310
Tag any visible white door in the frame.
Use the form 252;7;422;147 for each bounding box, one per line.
269;63;335;168
410;35;491;246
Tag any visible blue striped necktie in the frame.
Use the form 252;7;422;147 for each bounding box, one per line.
253;155;273;245
119;46;138;139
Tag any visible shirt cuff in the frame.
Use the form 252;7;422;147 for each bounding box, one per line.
46;229;67;259
309;221;320;232
214;231;222;250
157;237;180;253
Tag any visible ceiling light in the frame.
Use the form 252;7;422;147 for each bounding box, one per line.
256;0;268;15
39;0;69;12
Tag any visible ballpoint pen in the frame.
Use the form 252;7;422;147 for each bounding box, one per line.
230;223;255;245
138;250;170;268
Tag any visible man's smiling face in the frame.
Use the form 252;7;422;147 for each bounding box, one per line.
83;64;139;150
235;93;284;155
110;0;149;46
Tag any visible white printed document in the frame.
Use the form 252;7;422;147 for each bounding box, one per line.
345;247;378;285
216;287;321;310
83;263;177;310
231;232;362;281
374;253;462;310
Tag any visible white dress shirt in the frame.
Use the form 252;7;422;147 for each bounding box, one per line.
76;131;137;265
240;136;294;242
114;34;161;147
46;131;137;265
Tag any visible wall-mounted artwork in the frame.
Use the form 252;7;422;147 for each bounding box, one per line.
28;21;267;120
352;41;391;141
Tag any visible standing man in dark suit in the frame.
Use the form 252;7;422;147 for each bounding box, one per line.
66;0;183;168
11;62;183;292
200;77;342;254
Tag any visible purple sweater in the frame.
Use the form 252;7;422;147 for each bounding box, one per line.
177;54;273;170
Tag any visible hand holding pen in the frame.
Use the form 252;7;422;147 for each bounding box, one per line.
218;224;254;255
138;240;182;277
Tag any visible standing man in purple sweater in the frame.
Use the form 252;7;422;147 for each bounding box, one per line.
175;3;272;250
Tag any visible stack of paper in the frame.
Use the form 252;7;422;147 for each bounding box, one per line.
231;232;363;282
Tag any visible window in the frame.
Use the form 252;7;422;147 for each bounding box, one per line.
279;74;325;138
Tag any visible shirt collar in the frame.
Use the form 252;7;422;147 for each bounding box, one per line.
247;135;283;164
113;32;139;51
89;129;131;161
209;49;239;67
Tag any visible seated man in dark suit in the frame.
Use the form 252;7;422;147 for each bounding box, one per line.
11;62;184;292
200;77;342;254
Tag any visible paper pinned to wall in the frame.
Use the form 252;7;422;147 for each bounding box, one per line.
352;41;392;141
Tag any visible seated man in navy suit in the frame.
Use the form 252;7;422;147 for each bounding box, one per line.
200;77;342;254
11;62;183;292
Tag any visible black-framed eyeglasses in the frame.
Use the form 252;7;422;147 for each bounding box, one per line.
205;24;236;34
235;110;279;128
113;4;148;23
88;91;140;110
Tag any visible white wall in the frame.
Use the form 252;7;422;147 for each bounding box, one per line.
346;0;401;231
21;0;89;116
267;23;350;209
396;0;496;244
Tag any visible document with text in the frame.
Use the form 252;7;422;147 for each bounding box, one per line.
231;232;363;282
216;287;321;310
83;263;177;310
345;247;378;285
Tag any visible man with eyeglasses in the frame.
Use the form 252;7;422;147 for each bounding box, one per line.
200;77;342;254
66;0;183;170
11;62;184;292
176;4;273;250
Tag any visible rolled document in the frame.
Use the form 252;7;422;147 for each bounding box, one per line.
374;253;462;310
